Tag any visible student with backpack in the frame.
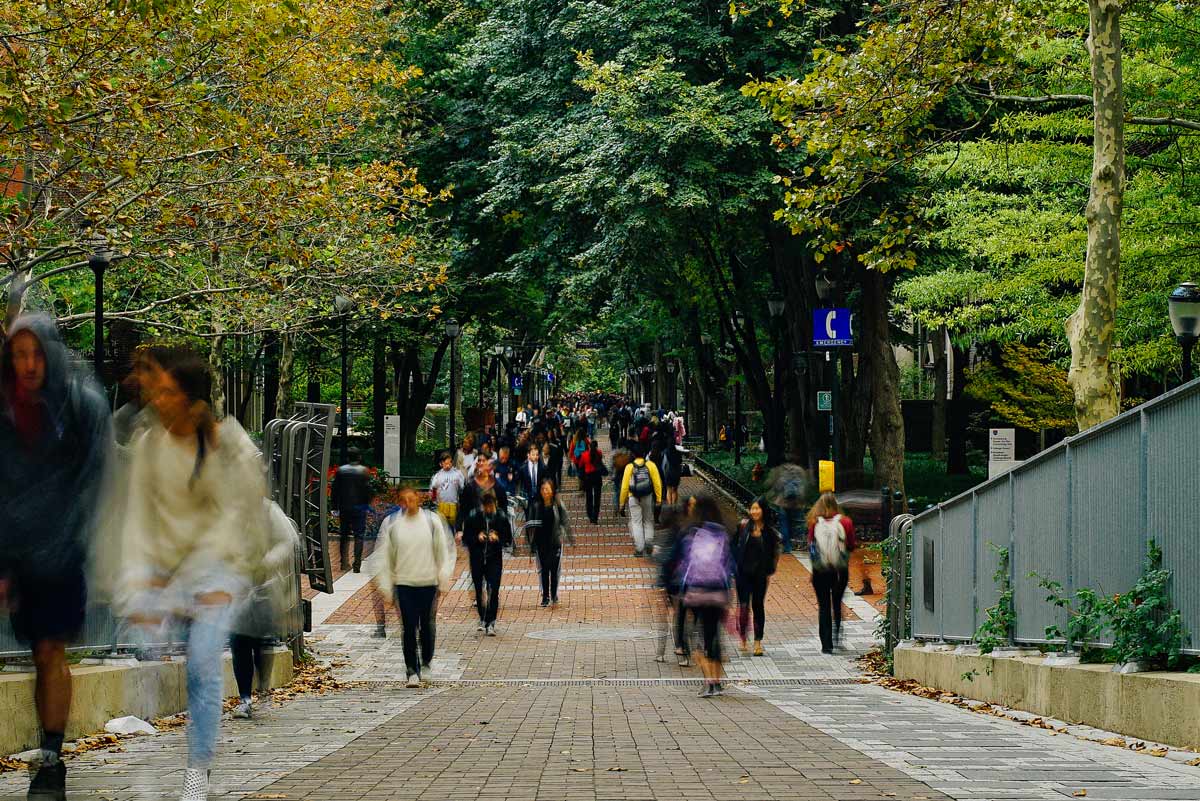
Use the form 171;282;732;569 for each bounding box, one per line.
673;495;734;697
619;445;663;557
575;439;608;524
806;492;856;654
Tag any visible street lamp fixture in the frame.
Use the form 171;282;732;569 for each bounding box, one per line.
333;295;355;464
88;234;113;381
492;344;504;356
768;294;786;319
815;273;835;303
445;319;462;452
666;361;677;374
1170;281;1200;383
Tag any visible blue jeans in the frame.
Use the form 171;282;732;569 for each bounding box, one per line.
776;507;800;553
186;602;234;768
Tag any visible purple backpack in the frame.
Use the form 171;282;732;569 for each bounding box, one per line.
676;523;732;593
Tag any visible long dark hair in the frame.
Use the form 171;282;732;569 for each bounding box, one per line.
538;477;558;506
168;353;217;486
747;495;773;531
688;493;725;527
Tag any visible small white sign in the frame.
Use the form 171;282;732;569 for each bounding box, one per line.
988;428;1020;478
384;415;401;477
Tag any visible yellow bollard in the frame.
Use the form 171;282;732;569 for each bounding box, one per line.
818;460;835;493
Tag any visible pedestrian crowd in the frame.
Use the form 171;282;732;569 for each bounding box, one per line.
0;313;857;801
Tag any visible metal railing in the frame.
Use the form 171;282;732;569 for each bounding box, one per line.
691;454;758;506
911;378;1200;653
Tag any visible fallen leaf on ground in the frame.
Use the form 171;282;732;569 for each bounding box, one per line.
849;778;862;784
1073;790;1087;797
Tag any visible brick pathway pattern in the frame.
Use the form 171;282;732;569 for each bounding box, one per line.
4;429;1200;801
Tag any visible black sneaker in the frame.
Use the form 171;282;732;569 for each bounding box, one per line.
540;598;550;608
28;759;66;801
711;683;725;697
698;684;714;698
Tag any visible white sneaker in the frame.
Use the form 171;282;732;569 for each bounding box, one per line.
181;767;209;801
486;624;497;637
232;700;252;719
477;620;486;632
406;673;421;688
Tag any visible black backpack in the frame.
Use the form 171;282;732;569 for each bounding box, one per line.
630;462;654;498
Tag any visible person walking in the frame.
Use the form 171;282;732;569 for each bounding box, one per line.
0;316;111;801
493;445;517;498
576;438;607;524
368;486;457;686
457;491;512;635
120;352;269;801
526;478;574;606
457;458;508;533
806;492;855;654
456;434;478;477
230;500;300;719
734;498;780;656
674;495;734;697
332;447;373;572
767;459;808;554
619;446;662;557
430;451;466;528
610;443;632;519
517;444;546;511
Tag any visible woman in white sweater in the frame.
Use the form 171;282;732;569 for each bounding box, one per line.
121;353;268;801
367;485;456;687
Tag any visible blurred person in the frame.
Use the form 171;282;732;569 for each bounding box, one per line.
0;315;111;801
610;442;632;519
545;435;564;489
654;502;690;666
493;445;517;496
734;498;780;656
674;495;734;697
456;491;512;635
456;434;478;477
806;492;856;654
430;451;466;527
332;447;373;572
457;457;508;533
367;486;455;686
230;501;300;719
120;352;268;801
526;478;573;607
767;459;808;554
660;433;684;507
672;411;686;446
619;445;662;557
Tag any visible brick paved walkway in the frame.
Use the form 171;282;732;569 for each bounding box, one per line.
5;436;1199;801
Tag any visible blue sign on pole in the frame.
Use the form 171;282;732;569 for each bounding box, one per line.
813;308;853;348
512;376;524;391
546;372;556;384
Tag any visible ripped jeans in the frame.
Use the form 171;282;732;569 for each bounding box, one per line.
127;571;242;769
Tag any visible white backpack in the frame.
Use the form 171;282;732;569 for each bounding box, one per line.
812;514;848;572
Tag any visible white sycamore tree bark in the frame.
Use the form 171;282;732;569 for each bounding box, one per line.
1066;0;1124;430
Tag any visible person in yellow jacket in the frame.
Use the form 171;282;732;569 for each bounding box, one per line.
619;445;663;557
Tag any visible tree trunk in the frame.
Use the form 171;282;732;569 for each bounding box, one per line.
1066;0;1124;431
275;332;295;420
262;333;280;426
946;343;970;475
838;348;872;487
931;326;948;461
862;270;905;496
209;324;227;419
372;333;387;462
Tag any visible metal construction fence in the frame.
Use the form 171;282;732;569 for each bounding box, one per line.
910;378;1200;652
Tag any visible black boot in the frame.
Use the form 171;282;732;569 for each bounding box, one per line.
353;538;364;573
339;535;351;571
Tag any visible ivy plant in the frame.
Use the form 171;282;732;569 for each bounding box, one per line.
974;543;1014;654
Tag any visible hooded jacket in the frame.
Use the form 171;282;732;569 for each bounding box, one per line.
0;315;112;576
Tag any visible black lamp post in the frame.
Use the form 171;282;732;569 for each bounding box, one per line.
666;359;677;411
732;311;745;466
767;293;786;464
333;295;354;464
815;274;838;461
1169;282;1200;383
445;318;461;452
88;236;112;382
492;345;505;429
700;334;712;452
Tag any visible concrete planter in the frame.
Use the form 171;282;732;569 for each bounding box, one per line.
894;644;1200;749
0;648;293;756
